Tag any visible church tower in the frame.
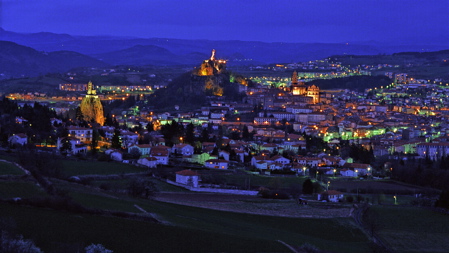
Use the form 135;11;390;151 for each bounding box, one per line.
291;71;306;96
80;81;104;125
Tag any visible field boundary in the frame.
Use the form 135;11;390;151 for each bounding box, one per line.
166;179;258;195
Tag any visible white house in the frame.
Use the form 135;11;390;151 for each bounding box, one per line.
317;190;344;202
150;146;170;165
218;150;230;161
175;169;200;188
260;143;278;153
297;157;322;167
137;157;158;168
255;161;268;170
270;155;290;166
120;131;139;148
8;133;28;146
416;142;449;160
128;144;152;157
67;126;93;143
57;137;87;155
234;150;245;163
205;159;229;170
173;144;194;156
342;163;371;176
340;169;358;177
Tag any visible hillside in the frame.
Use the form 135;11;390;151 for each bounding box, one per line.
149;53;247;109
0;41;109;78
307;75;392;92
329;50;449;80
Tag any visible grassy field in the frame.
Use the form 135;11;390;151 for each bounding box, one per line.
0;181;47;199
60;160;148;177
0;202;285;253
0;154;18;162
330;179;431;195
366;205;449;253
90;178;188;192
220;173;305;189
0;184;372;253
0;161;24;175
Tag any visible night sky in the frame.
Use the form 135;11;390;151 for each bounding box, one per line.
3;0;449;44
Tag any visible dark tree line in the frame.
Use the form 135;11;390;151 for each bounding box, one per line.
390;156;449;191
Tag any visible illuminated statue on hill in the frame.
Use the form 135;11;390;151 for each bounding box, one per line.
198;49;226;76
80;81;104;125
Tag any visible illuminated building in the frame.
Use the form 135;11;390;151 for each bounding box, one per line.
290;71;320;104
59;83;88;91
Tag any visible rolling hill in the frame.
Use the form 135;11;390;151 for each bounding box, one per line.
2;28;448;66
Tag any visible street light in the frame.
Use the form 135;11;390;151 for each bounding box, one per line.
394;195;397;205
327;181;330;191
303;167;307;176
333;169;337;176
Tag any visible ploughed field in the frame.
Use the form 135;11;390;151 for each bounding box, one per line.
154;192;353;218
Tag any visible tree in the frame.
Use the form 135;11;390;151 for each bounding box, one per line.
0;231;43;253
242;125;250;141
146;122;154;132
104;113;114;126
90;128;99;154
435;191;449;209
129;148;141;159
111;129;122;149
75;107;84;121
85;243;113;253
127;179;158;198
60;138;72;155
302;179;314;194
185;123;195;144
200;129;209;142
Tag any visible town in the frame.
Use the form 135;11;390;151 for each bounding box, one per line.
1;47;449;252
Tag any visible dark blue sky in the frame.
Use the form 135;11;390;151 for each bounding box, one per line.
3;0;449;44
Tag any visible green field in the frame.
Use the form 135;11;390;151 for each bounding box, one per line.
220;173;305;189
0;202;285;253
0;161;25;175
0;154;18;163
0;177;372;253
5;156;448;252
60;160;148;176
366;205;449;253
91;178;188;192
0;181;47;199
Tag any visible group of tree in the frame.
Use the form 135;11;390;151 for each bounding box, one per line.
0;98;57;146
389;156;449;191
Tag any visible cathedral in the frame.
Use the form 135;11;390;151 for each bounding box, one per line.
290;71;320;104
79;81;105;125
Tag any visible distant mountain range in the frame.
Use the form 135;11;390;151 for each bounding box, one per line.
0;41;108;78
0;28;448;77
